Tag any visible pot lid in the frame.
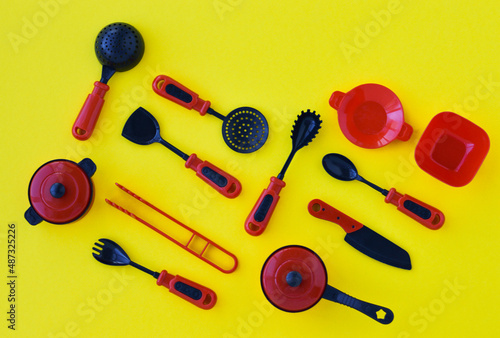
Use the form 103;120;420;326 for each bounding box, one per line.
28;159;93;224
261;245;327;312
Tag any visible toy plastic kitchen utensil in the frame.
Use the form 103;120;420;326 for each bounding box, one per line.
322;153;444;230
93;238;216;309
153;75;269;153
106;183;238;273
329;84;412;148
308;199;411;270
25;158;96;225
245;110;322;236
261;245;394;324
122;107;241;198
415;112;490;187
72;23;145;140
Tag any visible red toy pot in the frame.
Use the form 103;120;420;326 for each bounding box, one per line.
329;84;412;148
25;158;96;225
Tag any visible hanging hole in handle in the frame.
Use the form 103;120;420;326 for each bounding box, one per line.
311;203;321;212
431;214;441;226
376;309;387;320
203;294;212;306
75;127;87;136
156;79;165;90
248;222;260;232
227;183;236;194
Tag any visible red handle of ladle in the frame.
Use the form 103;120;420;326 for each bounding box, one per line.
153;75;211;115
185;154;242;198
156;270;217;310
245;177;286;236
384;188;444;230
72;81;109;140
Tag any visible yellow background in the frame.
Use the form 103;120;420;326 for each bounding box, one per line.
1;0;499;337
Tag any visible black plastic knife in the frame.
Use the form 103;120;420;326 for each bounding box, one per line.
308;199;411;270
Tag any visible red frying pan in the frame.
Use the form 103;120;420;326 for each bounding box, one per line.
261;245;394;324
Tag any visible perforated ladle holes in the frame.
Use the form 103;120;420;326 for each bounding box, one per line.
223;109;268;153
95;23;144;72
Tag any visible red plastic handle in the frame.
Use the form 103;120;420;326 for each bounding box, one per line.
307;199;364;233
152;75;211;115
72;81;109;140
185;154;241;198
244;177;286;236
156;270;217;310
384;188;444;230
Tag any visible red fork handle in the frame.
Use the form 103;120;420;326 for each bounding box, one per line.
244;177;286;236
385;188;444;230
153;75;211;115
185;154;241;198
156;270;217;310
308;199;364;233
72;81;109;140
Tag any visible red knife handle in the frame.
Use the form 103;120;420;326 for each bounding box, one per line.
185;154;241;198
308;199;363;233
245;177;286;236
156;270;217;310
384;188;444;230
153;75;211;115
72;81;109;140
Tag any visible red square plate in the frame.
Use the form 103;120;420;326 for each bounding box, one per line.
415;112;489;187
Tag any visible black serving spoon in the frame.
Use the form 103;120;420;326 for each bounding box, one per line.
322;153;444;229
244;110;322;236
73;23;145;140
92;238;216;309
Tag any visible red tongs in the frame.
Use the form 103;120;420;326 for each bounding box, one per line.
106;183;238;273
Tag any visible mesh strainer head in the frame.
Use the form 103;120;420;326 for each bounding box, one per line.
95;22;145;72
222;107;269;153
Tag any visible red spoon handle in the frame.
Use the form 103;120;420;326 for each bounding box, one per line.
156;270;217;310
72;81;109;140
385;188;444;230
153;75;211;115
307;199;363;233
185;154;241;198
245;177;286;236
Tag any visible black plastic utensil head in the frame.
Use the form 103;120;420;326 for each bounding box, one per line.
222;107;269;153
92;238;131;266
95;22;145;72
291;110;322;152
322;153;358;181
122;107;160;145
345;226;412;270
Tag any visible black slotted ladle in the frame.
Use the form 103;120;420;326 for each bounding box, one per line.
122;107;242;198
73;22;145;140
153;75;269;153
322;153;444;229
92;238;216;309
245;110;322;236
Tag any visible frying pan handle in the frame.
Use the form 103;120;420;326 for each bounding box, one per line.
72;81;109;140
156;270;217;310
307;199;363;233
385;188;444;230
323;285;394;324
153;75;211;115
244;177;286;236
185;154;242;198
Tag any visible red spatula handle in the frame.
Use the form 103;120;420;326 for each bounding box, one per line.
72;81;109;140
385;188;444;230
185;154;241;198
156;270;217;310
153;75;211;115
245;177;286;236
